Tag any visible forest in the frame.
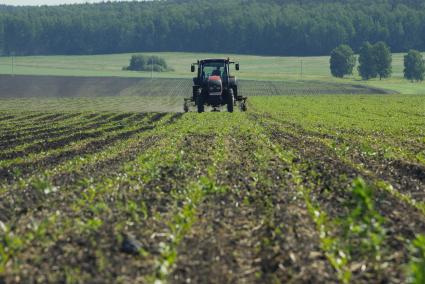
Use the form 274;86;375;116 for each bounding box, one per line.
0;0;424;56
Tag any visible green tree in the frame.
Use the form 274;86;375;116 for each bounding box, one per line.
125;55;170;72
358;42;377;80
404;50;425;82
127;55;147;71
0;21;3;55
330;44;356;78
374;41;392;80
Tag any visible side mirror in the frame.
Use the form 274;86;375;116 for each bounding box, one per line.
191;65;195;72
235;63;240;71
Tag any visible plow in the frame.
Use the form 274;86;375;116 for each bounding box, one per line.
184;58;247;113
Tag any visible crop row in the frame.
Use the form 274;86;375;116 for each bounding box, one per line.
1;111;229;282
1;104;424;283
253;113;425;282
0;112;147;158
0;113;172;186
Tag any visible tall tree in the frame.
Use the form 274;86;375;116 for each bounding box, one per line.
374;41;392;80
404;50;425;82
0;20;3;55
330;44;356;78
358;42;377;80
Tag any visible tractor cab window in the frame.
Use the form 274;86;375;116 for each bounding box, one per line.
201;62;227;80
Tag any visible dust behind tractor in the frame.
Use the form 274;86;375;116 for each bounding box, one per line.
184;58;247;113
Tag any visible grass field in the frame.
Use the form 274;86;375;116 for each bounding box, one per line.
0;52;424;94
0;51;425;283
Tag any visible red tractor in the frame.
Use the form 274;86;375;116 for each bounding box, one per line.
184;58;247;113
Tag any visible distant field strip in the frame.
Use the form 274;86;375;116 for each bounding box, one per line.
0;76;394;113
0;75;391;99
238;80;393;96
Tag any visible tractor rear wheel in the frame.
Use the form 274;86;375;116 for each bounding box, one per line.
193;87;201;102
227;89;234;113
197;95;205;113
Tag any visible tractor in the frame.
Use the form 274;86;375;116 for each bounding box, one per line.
184;58;247;113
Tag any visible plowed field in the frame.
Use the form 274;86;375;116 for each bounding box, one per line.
1;89;424;283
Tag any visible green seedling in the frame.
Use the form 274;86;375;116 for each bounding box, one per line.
305;195;351;283
0;223;24;274
341;178;386;270
32;175;55;195
408;235;425;284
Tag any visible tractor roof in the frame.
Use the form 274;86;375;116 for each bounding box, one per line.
200;59;227;62
199;58;235;64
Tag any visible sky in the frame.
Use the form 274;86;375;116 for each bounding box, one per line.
0;0;132;5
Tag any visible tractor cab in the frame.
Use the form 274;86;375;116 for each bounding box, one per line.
197;61;227;82
184;58;246;113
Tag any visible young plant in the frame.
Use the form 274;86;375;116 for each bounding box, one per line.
342;178;386;266
408;235;425;284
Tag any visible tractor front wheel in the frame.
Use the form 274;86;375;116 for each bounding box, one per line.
227;89;234;113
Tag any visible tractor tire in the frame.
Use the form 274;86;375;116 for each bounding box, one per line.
193;87;201;103
183;102;189;113
197;95;205;113
227;89;234;113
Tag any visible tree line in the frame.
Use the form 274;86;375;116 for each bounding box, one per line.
0;0;425;56
330;43;425;81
